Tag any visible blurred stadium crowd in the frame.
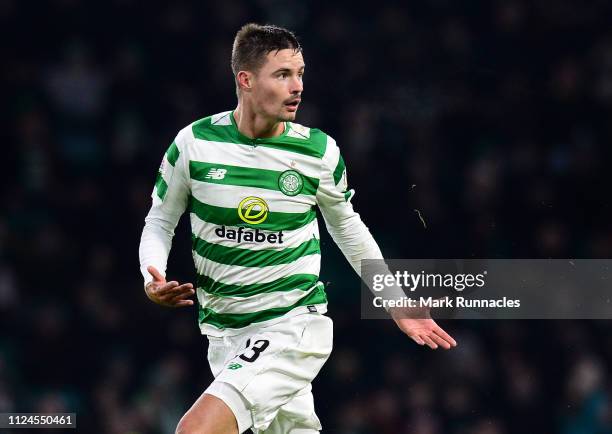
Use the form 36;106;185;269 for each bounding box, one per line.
2;0;612;432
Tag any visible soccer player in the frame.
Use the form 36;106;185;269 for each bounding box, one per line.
139;23;456;434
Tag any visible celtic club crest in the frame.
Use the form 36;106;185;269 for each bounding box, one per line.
278;170;304;196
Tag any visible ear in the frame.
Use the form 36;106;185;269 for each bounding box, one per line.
236;71;253;93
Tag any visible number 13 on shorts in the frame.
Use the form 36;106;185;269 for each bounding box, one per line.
227;338;271;369
238;339;270;363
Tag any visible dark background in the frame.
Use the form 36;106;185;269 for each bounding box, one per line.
2;0;612;433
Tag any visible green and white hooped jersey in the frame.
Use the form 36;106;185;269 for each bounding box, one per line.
150;111;354;336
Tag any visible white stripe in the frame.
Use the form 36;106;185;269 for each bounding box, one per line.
192;253;321;285
197;282;322;314
287;122;311;139
321;135;340;172
191;181;315;212
210;111;232;125
151;153;173;205
189;138;322;178
190;214;320;251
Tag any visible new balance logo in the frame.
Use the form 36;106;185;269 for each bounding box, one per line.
205;168;227;180
228;363;243;370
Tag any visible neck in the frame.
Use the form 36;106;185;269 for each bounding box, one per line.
233;103;285;139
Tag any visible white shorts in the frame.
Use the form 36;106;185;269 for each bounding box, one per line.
204;312;333;433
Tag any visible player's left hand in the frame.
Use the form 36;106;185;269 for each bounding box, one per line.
389;307;457;350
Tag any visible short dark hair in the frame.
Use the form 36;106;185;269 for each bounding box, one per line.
231;23;302;79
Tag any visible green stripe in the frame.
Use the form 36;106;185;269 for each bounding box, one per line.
189;195;316;231
192;235;320;267
191;116;328;159
344;189;353;202
333;154;346;185
155;171;168;200
167;141;180;166
193;116;237;143
247;134;327;159
198;284;327;329
190;161;319;195
197;273;319;297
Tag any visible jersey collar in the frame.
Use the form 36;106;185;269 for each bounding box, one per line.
229;110;290;144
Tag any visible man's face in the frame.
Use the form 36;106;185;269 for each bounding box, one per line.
250;49;304;122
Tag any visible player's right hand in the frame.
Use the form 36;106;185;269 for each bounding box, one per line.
145;265;195;308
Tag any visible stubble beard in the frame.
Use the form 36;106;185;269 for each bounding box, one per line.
278;105;298;122
279;112;296;122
